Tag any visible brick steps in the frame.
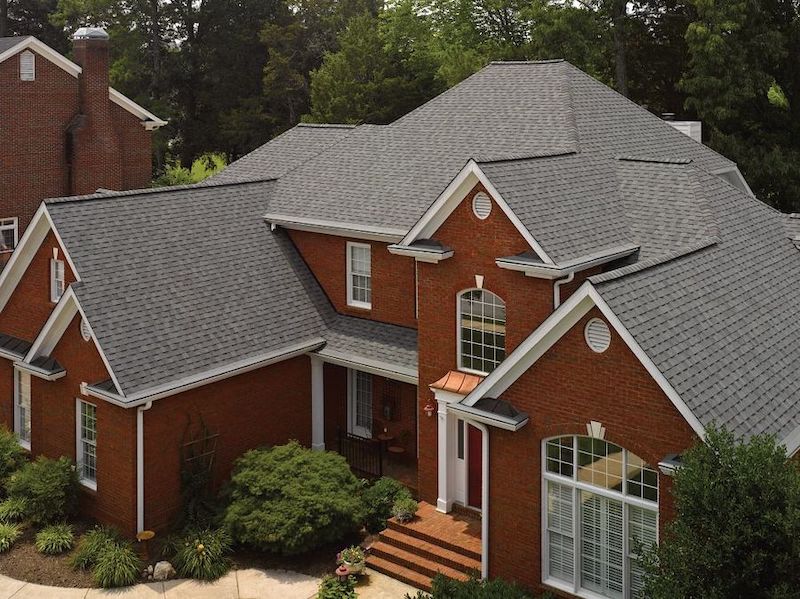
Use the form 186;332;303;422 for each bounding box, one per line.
367;554;439;592
378;528;481;574
386;519;481;562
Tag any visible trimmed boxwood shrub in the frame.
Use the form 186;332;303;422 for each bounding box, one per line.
223;441;363;555
362;477;413;533
6;456;78;525
0;427;26;492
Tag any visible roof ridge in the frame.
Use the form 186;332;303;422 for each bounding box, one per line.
616;155;693;165
295;123;357;129
474;149;577;164
590;237;719;285
488;59;566;65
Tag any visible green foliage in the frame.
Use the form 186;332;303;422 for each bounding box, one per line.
317;574;357;599
0;427;27;491
0;523;21;553
223;441;363;555
0;498;27;523
70;526;122;571
361;477;413;533
641;426;800;598
6;456;78;525
405;573;550;598
92;539;143;588
35;523;75;555
153;153;227;187
391;496;418;523
170;527;232;581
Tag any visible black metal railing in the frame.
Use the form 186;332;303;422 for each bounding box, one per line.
337;429;383;478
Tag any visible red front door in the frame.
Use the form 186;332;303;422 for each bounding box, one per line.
467;424;482;508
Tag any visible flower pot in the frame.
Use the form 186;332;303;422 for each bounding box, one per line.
343;559;365;575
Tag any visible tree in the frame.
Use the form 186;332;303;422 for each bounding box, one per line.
641;426;800;598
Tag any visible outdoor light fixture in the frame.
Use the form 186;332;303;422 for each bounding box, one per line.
423;400;436;417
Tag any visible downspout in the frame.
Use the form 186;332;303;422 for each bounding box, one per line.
467;419;490;578
552;272;574;309
136;400;153;533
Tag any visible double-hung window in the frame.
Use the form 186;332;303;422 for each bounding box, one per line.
543;436;659;599
346;242;372;309
77;400;97;489
14;370;31;449
50;258;65;303
0;219;18;252
458;289;506;374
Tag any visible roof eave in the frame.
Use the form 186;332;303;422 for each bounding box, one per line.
448;402;529;431
496;244;640;279
265;214;406;243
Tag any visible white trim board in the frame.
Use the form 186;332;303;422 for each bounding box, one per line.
315;348;418;385
462;281;706;440
265;214;406;243
399;160;555;265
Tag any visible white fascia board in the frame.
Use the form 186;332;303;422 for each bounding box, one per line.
315;348;418;385
265;214;406;243
0;37;81;77
496;244;640;279
14;361;66;381
108;88;168;128
399;160;555;265
448;402;528;431
781;426;800;457
387;244;454;263
712;165;755;198
462;281;706;440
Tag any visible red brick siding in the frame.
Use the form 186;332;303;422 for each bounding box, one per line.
142;355;313;532
112;103;153;191
0;361;14;432
0;231;76;341
486;307;697;594
288;230;417;328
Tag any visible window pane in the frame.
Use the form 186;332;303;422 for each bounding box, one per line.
629;506;658;597
626;453;659;503
546;437;574;477
459;290;506;373
354;372;372;435
547;481;574;582
578;437;624;493
581;491;624;598
349;245;371;306
80;402;97;482
16;371;31;442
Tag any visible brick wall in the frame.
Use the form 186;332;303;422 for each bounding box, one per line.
288;230;417;328
487;307;697;594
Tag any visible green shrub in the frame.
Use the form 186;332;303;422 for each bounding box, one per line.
392;496;418;523
317;574;357;599
406;573;550;598
171;527;232;580
6;456;78;525
0;427;26;491
92;540;143;588
35;523;74;555
0;497;26;523
223;441;363;555
70;526;122;571
0;522;20;552
362;477;412;533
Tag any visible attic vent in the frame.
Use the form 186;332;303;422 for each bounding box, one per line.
80;319;92;342
584;318;611;353
472;192;492;220
20;51;35;81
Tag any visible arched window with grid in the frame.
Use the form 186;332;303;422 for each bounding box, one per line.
457;289;506;374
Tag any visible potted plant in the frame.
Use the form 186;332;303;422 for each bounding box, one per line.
338;545;366;575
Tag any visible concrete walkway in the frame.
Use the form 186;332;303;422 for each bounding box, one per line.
0;568;418;599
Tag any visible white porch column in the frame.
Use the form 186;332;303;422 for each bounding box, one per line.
436;396;451;513
311;355;325;451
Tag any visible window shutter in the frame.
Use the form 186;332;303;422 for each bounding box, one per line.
20;51;35;81
629;506;658;597
547;482;574;582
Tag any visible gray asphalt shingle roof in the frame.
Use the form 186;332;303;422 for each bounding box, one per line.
0;37;27;54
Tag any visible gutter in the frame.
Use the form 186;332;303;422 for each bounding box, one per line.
496;244;639;280
14;361;66;381
314;348;418;384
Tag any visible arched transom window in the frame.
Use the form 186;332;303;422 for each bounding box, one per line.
458;289;506;374
543;436;659;599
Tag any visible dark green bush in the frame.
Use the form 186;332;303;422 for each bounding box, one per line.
171;527;232;580
362;477;412;533
223;442;363;555
405;574;553;599
0;427;26;491
0;523;21;552
70;526;122;571
6;456;78;525
35;523;74;555
92;540;143;588
317;574;357;599
0;498;26;523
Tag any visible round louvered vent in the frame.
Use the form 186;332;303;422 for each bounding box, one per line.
584;318;611;353
80;318;92;342
472;192;492;220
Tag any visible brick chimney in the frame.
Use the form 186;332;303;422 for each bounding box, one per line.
68;27;123;195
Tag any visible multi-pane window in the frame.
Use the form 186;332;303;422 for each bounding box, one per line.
458;289;506;374
350;370;373;438
0;219;18;252
77;401;97;488
50;259;65;303
544;436;659;599
346;242;372;309
14;371;31;447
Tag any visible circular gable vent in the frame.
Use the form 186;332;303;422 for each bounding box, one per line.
472;192;492;220
584;318;611;353
80;319;92;342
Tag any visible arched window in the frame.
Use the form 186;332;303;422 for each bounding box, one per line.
543;436;658;599
458;289;506;374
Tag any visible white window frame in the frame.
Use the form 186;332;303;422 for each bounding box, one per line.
76;400;97;490
0;218;18;253
50;258;65;303
541;436;659;599
13;370;31;450
347;369;373;439
19;50;35;81
456;288;506;376
346;242;372;310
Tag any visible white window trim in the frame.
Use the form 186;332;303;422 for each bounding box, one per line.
19;50;35;81
456;288;506;376
346;241;372;310
13;370;31;450
76;399;97;491
540;436;659;599
0;218;18;253
50;258;65;304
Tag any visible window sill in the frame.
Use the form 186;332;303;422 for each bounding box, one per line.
457;366;490;377
79;479;97;492
17;439;30;451
346;302;372;311
542;578;625;599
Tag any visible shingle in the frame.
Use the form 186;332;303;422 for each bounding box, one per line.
0;37;28;54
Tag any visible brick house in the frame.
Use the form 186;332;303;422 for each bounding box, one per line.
0;28;165;258
0;61;798;598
